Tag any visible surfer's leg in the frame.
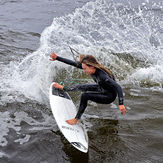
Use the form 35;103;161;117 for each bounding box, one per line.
65;84;102;125
75;92;116;120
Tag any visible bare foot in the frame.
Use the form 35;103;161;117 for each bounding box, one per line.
66;118;79;125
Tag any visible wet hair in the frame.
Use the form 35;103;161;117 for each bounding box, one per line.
79;54;115;81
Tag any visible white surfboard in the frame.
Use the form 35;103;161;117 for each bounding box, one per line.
49;82;88;153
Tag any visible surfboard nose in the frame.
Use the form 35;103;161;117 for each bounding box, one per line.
71;142;88;153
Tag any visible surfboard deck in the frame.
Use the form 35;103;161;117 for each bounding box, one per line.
49;82;88;153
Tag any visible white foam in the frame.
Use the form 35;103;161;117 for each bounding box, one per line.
14;135;31;145
128;65;163;87
0;0;163;105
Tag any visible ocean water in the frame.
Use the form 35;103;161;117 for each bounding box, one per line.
0;0;163;162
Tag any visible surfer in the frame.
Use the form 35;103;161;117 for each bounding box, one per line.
50;52;126;125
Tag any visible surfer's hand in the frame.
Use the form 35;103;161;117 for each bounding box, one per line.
119;105;126;115
50;52;57;61
52;83;63;90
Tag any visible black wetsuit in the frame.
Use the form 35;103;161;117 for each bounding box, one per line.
56;56;124;120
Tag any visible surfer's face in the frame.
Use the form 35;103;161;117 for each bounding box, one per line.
82;63;96;75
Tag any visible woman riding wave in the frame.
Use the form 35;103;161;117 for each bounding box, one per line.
50;52;126;125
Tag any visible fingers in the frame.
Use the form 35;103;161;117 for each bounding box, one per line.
120;108;125;115
119;105;126;115
52;83;59;88
121;109;126;115
121;108;126;115
49;52;57;61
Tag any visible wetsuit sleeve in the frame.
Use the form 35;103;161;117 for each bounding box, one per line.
105;78;124;105
63;84;80;92
63;83;101;92
56;56;82;69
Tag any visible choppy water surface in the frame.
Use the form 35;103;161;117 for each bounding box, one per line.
0;0;163;162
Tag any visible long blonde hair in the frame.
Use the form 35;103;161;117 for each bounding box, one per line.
68;45;115;80
79;54;115;81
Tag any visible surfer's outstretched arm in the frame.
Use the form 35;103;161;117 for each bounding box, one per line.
50;52;82;69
